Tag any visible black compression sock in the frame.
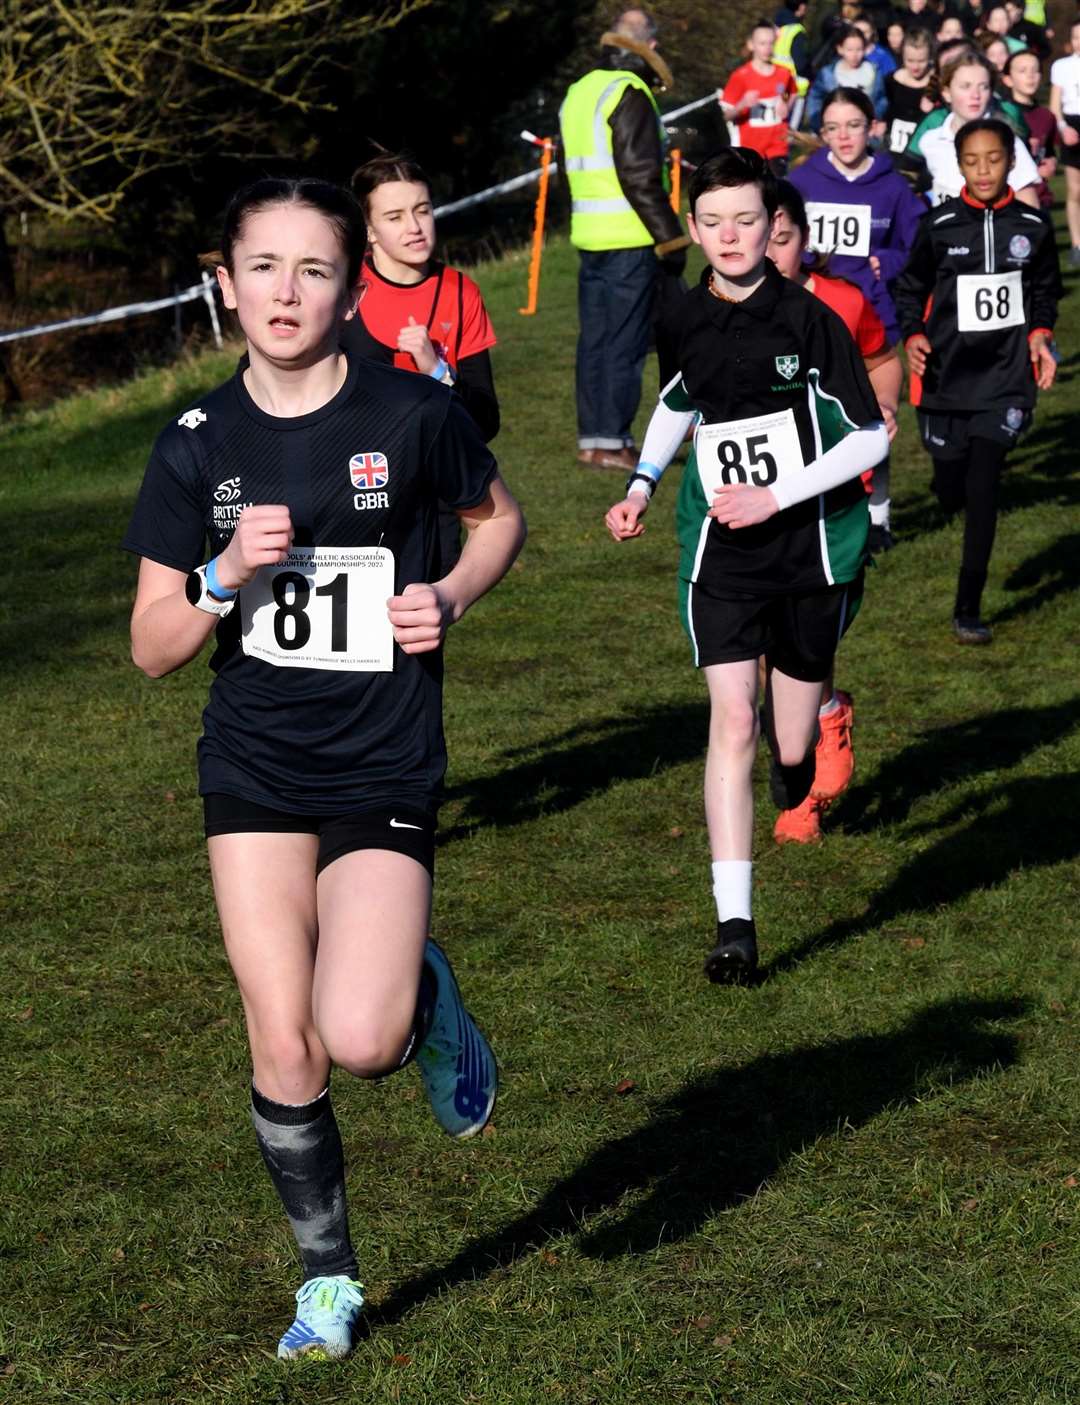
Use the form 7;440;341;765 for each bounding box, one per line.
954;567;987;620
769;751;816;810
250;1084;358;1281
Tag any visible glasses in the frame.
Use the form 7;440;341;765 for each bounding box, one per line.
822;121;868;135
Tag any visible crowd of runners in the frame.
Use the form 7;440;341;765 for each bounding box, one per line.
120;0;1069;1368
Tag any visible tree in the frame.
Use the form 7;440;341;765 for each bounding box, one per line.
0;0;433;223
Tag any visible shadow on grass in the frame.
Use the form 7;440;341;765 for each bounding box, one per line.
439;703;709;841
367;996;1023;1326
766;774;1080;980
993;530;1080;626
833;698;1080;835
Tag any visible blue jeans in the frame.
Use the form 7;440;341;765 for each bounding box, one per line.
575;246;657;449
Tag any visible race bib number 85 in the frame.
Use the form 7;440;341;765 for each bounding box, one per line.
956;270;1024;334
696;409;804;497
804;200;872;257
240;546;395;672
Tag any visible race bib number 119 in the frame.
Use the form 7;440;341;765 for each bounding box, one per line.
804;200;872;257
240;546;395;672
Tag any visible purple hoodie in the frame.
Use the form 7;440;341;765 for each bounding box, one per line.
789;147;927;344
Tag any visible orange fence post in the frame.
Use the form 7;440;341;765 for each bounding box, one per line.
669;147;682;213
519;137;553;316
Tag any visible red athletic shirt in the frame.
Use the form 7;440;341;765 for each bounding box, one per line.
807;272;888;359
722;62;797;159
355;259;496;373
808;272;888;490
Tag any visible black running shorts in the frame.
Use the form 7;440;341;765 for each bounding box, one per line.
917;406;1030;461
1061;116;1080;171
685;572;864;681
203;794;436;876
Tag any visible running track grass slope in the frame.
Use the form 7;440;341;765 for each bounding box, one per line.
1;215;1079;1404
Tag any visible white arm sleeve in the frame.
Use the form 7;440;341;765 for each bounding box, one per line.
637;397;698;486
769;422;889;512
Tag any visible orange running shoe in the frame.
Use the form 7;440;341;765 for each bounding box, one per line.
812;690;854;802
773;794;827;844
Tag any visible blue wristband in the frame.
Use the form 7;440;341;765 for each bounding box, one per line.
205;556;237;600
430;357;451;382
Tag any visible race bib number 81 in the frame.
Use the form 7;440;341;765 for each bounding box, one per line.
956;270;1024;334
805;200;872;257
696;409;804;497
240;546;395;672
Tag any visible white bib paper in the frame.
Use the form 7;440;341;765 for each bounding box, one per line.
749;97;780;127
805;200;872;257
240;546;395;673
889;119;916;153
956;270;1025;334
696;409;805;497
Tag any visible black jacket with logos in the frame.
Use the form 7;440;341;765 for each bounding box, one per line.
894;190;1062;412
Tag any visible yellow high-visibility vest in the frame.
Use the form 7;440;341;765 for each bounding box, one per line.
774;23;810;97
559;68;668;251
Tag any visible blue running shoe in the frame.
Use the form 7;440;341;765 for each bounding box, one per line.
417;939;497;1139
277;1275;364;1361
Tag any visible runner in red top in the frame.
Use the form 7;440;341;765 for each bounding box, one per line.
764;178;903;845
345;152;500;569
345;152;499;444
720;20;798;173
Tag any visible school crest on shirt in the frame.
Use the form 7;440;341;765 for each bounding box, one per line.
1008;234;1032;262
775;355;800;380
349;452;389;490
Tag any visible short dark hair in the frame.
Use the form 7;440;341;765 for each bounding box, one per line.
221;177;365;286
750;17;776;34
820;85;876;127
688;148;780;219
773;178;808;238
1004;47;1041;77
834;23;864;47
954;116;1016;159
350;151;430;222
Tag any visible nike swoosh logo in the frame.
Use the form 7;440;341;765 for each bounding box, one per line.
389;818;423;830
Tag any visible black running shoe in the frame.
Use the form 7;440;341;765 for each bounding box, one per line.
953;615;992;645
704;917;758;985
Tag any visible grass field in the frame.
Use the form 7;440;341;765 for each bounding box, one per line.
1;208;1079;1404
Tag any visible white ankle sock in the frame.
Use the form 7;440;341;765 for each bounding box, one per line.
869;498;891;527
711;860;752;922
819;692;840;717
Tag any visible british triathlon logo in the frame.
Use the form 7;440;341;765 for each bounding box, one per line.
214;477;242;504
211;475;252;528
178;408;207;429
775;355;800;381
350;451;390;511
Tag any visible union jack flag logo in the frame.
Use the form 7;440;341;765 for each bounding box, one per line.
349;451;388;490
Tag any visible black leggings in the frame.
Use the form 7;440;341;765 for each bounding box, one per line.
931;438;1010;617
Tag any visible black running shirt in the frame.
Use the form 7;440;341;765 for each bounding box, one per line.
123;354;497;813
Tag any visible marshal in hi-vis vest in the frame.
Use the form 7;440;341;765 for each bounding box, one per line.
559;68;669;251
774;23;809;97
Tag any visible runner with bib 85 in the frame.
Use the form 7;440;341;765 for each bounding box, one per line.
604;148;888;985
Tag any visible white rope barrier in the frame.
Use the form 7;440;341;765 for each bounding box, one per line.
0;271;224;348
1;90;721;347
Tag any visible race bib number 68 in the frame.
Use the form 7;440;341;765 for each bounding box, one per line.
956;270;1024;334
240;546;395;672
